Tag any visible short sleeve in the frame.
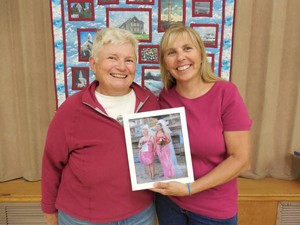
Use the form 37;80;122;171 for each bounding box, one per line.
222;83;252;131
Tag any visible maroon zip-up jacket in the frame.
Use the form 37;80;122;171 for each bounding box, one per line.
41;80;160;223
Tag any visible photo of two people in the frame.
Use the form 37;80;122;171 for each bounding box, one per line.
123;107;194;191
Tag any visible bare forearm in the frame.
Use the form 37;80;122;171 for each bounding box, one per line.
190;155;250;195
44;212;58;225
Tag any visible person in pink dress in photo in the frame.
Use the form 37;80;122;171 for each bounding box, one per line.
154;121;175;178
138;125;155;179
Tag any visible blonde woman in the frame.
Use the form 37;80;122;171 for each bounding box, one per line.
151;25;252;225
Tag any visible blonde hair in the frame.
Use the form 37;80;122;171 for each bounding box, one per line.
91;27;138;62
159;25;226;90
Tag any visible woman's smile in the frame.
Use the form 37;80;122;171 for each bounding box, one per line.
177;64;191;71
111;73;127;79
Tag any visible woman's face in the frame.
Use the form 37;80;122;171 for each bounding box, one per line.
89;42;137;96
142;129;148;136
156;124;162;132
163;33;202;85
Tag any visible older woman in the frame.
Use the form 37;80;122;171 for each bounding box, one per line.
138;125;155;179
41;28;160;225
151;25;252;224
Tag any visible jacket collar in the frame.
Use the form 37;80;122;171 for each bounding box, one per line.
82;80;150;112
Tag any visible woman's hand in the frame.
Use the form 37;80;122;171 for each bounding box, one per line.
44;212;58;225
150;181;190;196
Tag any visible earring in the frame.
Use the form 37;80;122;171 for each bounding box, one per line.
167;72;172;80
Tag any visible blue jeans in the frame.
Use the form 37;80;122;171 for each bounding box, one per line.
58;203;156;225
155;193;238;225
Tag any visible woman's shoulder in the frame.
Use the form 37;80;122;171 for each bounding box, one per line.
55;91;84;117
212;81;239;96
215;80;236;89
159;86;176;98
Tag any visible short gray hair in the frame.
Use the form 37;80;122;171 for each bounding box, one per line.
91;27;138;62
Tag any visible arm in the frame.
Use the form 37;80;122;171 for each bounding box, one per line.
153;135;157;155
41;112;69;216
150;136;154;143
164;132;171;145
138;137;143;149
151;130;251;196
44;212;58;225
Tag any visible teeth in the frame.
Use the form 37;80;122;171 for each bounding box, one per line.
177;65;190;71
111;74;126;78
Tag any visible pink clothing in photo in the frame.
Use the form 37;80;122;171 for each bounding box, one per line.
155;134;175;178
139;137;155;165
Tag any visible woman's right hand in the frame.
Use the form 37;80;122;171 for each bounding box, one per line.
44;212;58;225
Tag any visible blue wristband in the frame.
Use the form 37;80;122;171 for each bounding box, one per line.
187;183;191;196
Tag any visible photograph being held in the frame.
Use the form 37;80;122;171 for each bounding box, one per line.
151;25;252;225
138;125;156;179
41;27;160;225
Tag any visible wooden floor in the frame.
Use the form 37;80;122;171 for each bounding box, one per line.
1;177;300;224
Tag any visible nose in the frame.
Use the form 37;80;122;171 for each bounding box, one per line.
176;51;186;61
116;60;126;71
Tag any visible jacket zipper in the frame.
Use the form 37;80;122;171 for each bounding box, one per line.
135;96;150;113
83;95;150;116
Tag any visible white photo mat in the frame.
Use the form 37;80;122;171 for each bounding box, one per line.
123;107;194;191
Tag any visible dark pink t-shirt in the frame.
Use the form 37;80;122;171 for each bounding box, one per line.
159;81;252;219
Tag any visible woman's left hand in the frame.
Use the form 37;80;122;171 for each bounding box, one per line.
150;181;190;196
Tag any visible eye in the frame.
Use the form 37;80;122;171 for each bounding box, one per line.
185;46;192;50
167;51;175;56
126;59;134;63
108;56;116;60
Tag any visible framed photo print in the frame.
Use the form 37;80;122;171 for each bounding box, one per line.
77;28;99;62
123;107;194;191
158;0;186;32
98;0;119;5
190;23;218;48
139;45;159;64
106;8;152;42
71;67;89;90
126;0;154;5
68;0;95;21
192;0;213;17
141;66;163;97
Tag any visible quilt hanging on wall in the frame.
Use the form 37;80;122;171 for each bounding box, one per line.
50;0;236;108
